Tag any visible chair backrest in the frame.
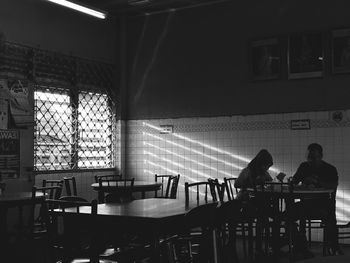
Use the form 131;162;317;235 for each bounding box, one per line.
63;176;77;196
42;179;63;188
94;174;122;183
185;181;217;207
224;177;238;201
168;174;180;199
46;199;98;261
99;178;135;203
155;174;180;198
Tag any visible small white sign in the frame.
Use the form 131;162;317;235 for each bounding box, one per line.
160;125;173;134
291;119;310;130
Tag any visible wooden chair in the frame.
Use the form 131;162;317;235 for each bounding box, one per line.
94;174;122;183
99;178;135;203
168;174;180;199
175;202;219;263
63;176;77;196
35;184;63;201
185;181;217;207
224;177;238;201
46;199;116;263
42;179;63;188
155;174;180;199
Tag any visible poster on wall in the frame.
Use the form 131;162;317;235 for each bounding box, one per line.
8;79;32;127
332;28;350;74
0;129;20;179
0;99;8;130
288;32;324;79
251;37;282;80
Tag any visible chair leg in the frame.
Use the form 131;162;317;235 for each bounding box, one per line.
307;220;312;248
241;223;247;260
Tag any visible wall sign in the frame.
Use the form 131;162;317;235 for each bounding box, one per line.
291;119;311;130
0;130;20;179
160;125;173;134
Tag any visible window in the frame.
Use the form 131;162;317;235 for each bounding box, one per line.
34;87;114;171
78;92;113;169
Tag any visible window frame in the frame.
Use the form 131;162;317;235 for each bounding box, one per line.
33;85;116;172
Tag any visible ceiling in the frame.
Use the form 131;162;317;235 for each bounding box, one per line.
77;0;230;16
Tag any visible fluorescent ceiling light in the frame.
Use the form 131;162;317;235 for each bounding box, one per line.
46;0;107;19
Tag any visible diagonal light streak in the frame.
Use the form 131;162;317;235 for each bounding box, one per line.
143;122;280;174
144;141;237;178
144;151;212;179
144;132;244;170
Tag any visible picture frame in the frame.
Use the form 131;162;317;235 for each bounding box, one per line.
331;28;350;74
288;32;324;79
251;37;281;80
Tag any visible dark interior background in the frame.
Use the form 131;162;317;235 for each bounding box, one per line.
125;0;350;120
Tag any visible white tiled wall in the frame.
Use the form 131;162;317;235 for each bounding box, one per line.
125;109;350;243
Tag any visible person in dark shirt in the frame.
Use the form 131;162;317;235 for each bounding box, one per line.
290;143;342;257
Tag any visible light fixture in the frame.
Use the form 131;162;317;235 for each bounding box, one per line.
46;0;107;19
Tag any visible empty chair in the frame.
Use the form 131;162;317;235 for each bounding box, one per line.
175;202;219;263
99;178;135;203
47;199;116;263
94;174;122;183
42;179;63;188
63;177;77;196
224;177;238;201
155;174;180;199
185;181;218;207
35;184;63;200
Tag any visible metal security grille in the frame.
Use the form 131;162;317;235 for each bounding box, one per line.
34;89;72;171
34;88;114;171
78;92;113;169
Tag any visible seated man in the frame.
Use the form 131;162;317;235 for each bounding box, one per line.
290;143;342;257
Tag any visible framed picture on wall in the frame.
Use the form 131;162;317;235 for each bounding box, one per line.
332;28;350;74
251;37;281;80
288;32;324;79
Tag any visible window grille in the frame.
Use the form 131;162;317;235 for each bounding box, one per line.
34;88;114;171
34;89;72;170
78;91;113;169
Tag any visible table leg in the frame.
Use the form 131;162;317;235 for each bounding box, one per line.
98;190;104;203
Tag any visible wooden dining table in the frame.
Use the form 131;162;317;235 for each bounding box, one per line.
91;180;162;202
52;198;211;263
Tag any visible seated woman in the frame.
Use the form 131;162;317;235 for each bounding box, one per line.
235;149;274;199
234;149;282;257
